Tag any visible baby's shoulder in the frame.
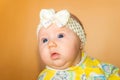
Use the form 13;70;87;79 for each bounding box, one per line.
37;69;48;80
83;56;101;66
83;56;120;78
84;55;119;70
38;68;56;80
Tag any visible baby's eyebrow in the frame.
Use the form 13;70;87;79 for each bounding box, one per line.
57;27;68;32
39;29;48;36
39;33;48;39
56;30;67;34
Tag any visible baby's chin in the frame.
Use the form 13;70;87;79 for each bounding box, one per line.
46;60;72;70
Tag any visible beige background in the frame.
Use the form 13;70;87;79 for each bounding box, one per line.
0;0;120;80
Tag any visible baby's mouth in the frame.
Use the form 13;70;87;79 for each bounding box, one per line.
51;52;60;60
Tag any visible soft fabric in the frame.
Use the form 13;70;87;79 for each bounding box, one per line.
38;52;120;80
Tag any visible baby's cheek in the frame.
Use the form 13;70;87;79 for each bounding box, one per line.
40;51;47;61
62;48;74;57
39;44;46;52
40;48;49;57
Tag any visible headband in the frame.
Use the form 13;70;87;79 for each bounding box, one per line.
37;9;86;47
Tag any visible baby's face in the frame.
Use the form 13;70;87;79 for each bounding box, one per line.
38;23;82;69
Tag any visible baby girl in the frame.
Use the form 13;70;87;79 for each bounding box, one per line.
37;9;120;80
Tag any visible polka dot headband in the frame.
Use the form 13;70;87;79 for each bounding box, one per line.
37;9;86;47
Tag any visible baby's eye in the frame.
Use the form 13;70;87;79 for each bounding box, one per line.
58;34;64;38
42;38;48;43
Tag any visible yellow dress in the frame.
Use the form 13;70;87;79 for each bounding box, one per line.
38;52;120;80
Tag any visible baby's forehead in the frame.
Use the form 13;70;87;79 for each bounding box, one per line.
39;25;72;35
41;24;69;31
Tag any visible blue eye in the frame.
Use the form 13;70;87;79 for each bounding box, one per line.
42;38;48;43
58;34;64;38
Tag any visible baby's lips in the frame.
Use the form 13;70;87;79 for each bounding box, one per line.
51;52;60;60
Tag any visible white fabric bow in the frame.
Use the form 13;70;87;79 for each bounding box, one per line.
40;9;70;28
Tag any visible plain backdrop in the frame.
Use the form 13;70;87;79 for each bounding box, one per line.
0;0;120;80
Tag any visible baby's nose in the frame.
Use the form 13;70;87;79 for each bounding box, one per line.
48;40;57;48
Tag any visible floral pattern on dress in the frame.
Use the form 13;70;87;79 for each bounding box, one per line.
51;71;70;80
